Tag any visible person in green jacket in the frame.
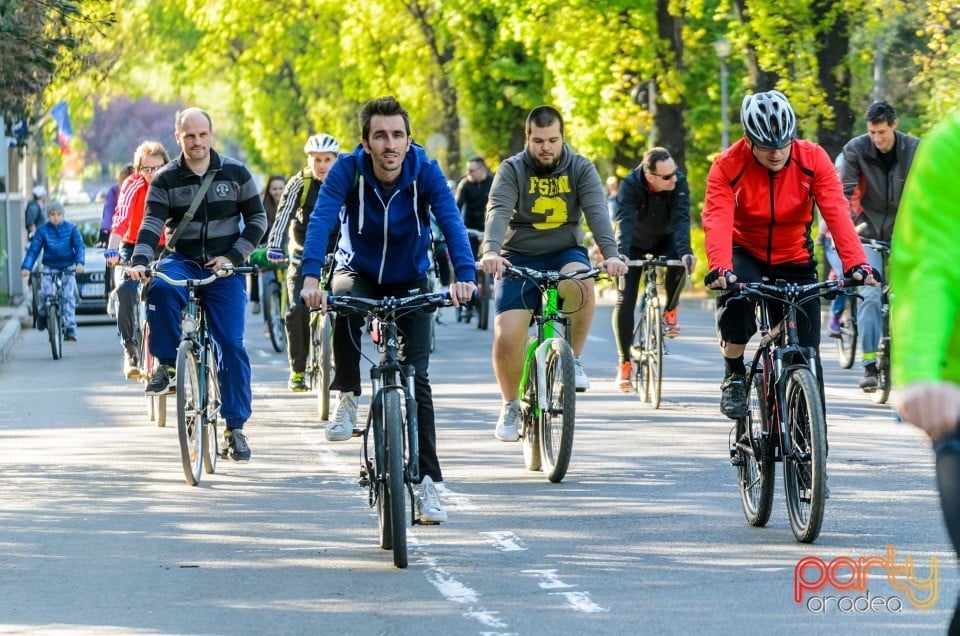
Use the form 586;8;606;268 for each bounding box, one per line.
891;109;960;636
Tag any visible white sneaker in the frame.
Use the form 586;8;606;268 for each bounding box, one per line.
417;475;447;524
495;400;521;442
326;392;357;441
574;357;590;392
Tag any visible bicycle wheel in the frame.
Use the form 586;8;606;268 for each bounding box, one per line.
202;346;220;475
634;304;649;401
540;339;576;483
318;313;333;420
782;368;828;543
382;390;408;568
142;321;166;427
835;297;858;369
372;394;392;551
176;341;203;486
48;304;62;360
646;299;663;409
306;313;320;394
477;271;491;331
520;337;541;471
266;280;286;353
736;371;775;526
873;338;891;405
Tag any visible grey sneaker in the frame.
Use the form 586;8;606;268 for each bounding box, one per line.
417;476;447;524
326;392;357;441
495;400;521;442
573;357;590;392
145;366;175;396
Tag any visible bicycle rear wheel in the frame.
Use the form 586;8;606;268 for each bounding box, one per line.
522;338;541;472
736;371;774;526
48;304;62;360
783;368;828;543
266;280;286;353
383;390;408;568
202;345;220;475
318;313;333;420
540;339;576;483
646;299;663;409
176;341;203;486
835;297;857;369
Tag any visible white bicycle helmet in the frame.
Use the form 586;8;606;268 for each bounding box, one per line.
304;134;340;155
31;185;47;198
740;90;797;149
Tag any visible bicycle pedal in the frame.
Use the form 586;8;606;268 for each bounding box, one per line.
351;428;363;438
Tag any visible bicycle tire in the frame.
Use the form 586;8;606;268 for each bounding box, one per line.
540;340;576;483
738;371;775;526
318;313;333;420
306;313;320;395
477;271;491;331
176;341;203;486
521;337;541;472
835;297;858;369
384;390;408;568
266;280;286;353
872;340;891;405
646;298;663;409
372;394;392;551
48;303;62;360
782;368;828;543
634;301;649;401
202;345;220;475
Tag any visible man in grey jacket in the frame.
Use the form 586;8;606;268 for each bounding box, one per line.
480;105;626;442
840;101;920;391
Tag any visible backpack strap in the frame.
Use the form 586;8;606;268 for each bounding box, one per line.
297;166;313;213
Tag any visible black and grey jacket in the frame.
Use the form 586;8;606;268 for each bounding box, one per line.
614;168;692;257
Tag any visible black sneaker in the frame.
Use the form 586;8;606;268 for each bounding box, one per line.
145;366;175;396
226;429;251;461
720;372;749;419
36;314;47;331
858;363;879;391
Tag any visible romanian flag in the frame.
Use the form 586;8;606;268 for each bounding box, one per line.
51;101;73;154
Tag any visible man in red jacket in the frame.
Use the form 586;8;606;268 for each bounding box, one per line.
702;90;878;418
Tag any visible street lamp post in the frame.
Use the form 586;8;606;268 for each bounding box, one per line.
714;37;731;149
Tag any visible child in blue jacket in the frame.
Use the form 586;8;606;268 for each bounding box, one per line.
20;200;85;340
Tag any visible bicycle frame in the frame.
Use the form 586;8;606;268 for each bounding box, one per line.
519;285;569;416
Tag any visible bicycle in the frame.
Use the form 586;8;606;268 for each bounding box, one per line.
305;255;335;420
728;277;861;543
38;267;74;360
146;264;256;486
116;264;167;427
623;257;682;409
860;238;892;404
832;291;859;369
323;290;453;569
459;229;493;330
501;264;603;483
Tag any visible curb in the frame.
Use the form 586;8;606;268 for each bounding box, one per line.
0;302;28;365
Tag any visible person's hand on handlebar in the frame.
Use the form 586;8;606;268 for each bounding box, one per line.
206;256;235;276
448;281;477;307
704;267;737;290
126;264;148;282
681;253;697;275
598;255;627;277
267;248;285;263
300;276;327;312
845;263;881;287
480;251;512;279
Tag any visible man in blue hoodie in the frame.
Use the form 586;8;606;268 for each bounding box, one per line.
300;96;476;524
21;200;85;340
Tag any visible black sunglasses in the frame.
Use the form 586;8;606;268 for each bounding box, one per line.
650;170;678;180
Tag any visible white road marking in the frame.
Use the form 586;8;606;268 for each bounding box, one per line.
522;569;610;613
479;531;528;552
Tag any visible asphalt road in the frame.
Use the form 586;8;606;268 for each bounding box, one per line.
0;290;954;635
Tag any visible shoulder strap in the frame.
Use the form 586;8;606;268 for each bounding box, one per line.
298;167;313;212
166;171;216;251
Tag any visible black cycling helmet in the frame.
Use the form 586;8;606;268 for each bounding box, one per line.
740;90;797;150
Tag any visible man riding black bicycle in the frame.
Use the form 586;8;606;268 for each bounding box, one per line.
612;146;695;392
702;90;878;419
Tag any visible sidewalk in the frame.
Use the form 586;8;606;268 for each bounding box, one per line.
0;299;30;365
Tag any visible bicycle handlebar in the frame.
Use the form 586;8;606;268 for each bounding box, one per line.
325;291;453;319
623;258;684;268
860;237;891;253
40;266;77;275
731;277;863;303
502;264;604;286
130;264;257;286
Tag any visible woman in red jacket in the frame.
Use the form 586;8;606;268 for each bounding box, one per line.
702;90;878;419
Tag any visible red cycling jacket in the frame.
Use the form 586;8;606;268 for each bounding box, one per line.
703;137;865;273
111;173;166;247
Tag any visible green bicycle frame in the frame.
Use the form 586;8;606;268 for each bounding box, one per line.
518;287;567;415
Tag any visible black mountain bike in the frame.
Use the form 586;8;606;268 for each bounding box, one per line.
325;291;453;569
861;238;891;404
306;255;335;420
39;267;74;360
729;277;861;543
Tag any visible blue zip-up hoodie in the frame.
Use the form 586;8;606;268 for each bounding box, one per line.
302;142;475;286
21;220;85;271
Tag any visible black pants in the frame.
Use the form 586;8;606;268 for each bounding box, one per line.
935;433;960;635
612;242;685;362
330;271;441;483
284;263;310;373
